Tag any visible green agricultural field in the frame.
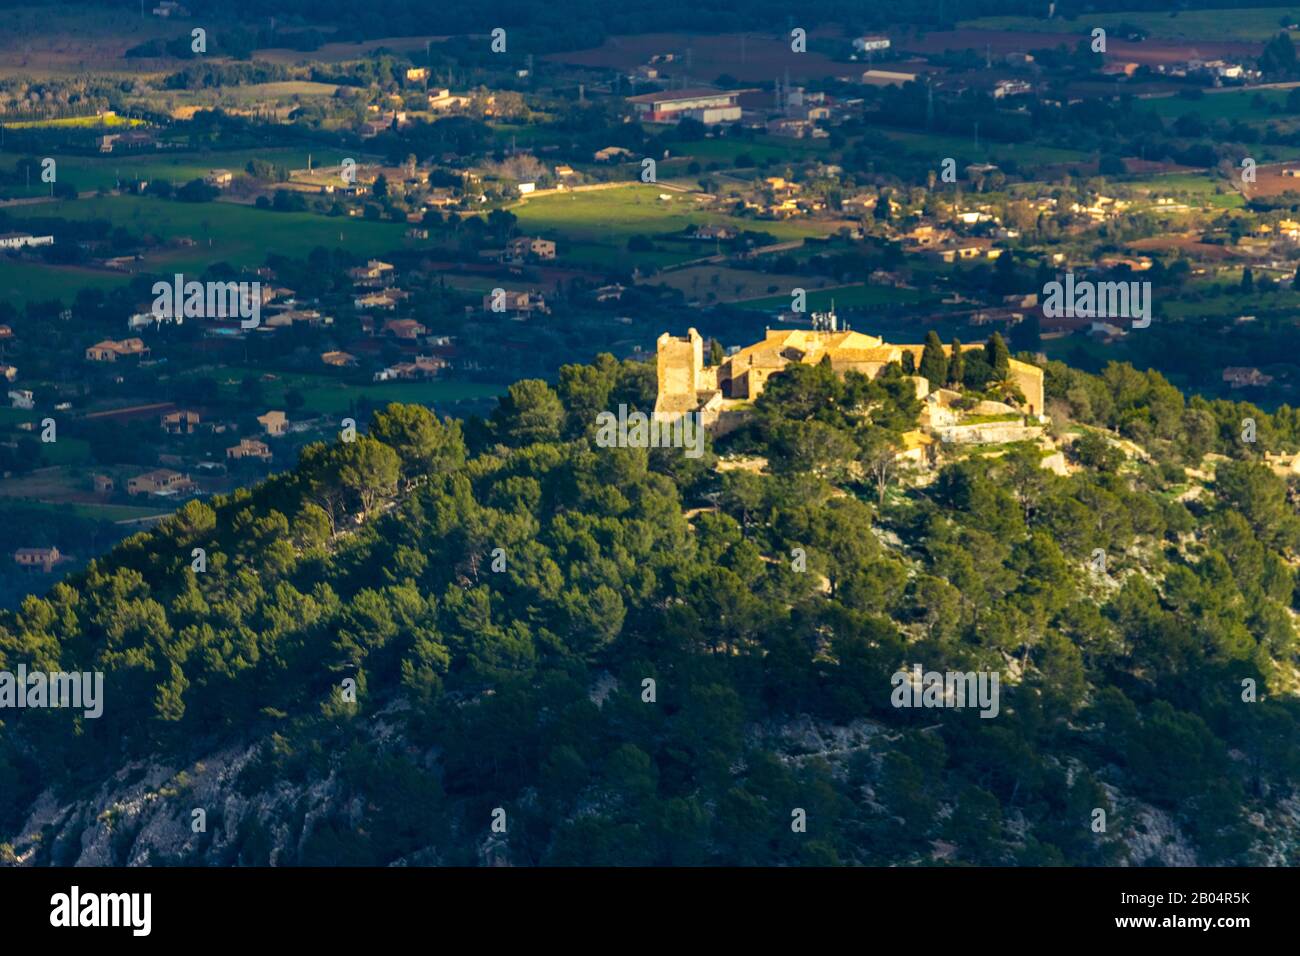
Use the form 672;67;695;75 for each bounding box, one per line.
1163;288;1300;318
490;123;562;147
298;380;506;415
3;195;413;272
0;495;171;521
558;238;706;271
1125;172;1246;209
1139;89;1291;124
204;365;504;415
649;265;869;303
0;147;362;199
2;113;144;129
208;367;332;403
0;257;131;307
512;184;839;269
744;284;923;311
37;436;91;466
64;502;171;521
877;130;1088;169
1117;170;1240;207
668;135;833;166
963;8;1298;42
70;502;170;522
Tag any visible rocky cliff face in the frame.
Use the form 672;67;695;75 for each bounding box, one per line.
11;741;341;867
6;700;417;867
12;710;1293;868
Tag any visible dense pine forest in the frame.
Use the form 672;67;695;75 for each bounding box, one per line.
2;348;1299;866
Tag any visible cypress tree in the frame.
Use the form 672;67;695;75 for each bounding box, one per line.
948;338;965;386
919;330;948;387
986;332;1010;381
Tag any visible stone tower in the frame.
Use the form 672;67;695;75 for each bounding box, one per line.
654;328;704;418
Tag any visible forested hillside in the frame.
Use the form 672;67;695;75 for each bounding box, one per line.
2;350;1299;866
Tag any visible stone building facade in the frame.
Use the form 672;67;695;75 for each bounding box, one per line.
654;327;1045;427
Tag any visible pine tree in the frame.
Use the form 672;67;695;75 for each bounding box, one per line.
986;332;1010;381
901;349;916;374
709;338;724;366
948;338;965;386
919;330;948;387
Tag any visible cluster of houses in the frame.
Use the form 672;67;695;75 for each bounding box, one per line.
0;242;466;511
1150;58;1256;83
51;408;297;508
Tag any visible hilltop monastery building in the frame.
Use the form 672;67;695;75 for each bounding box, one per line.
654;327;1044;429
